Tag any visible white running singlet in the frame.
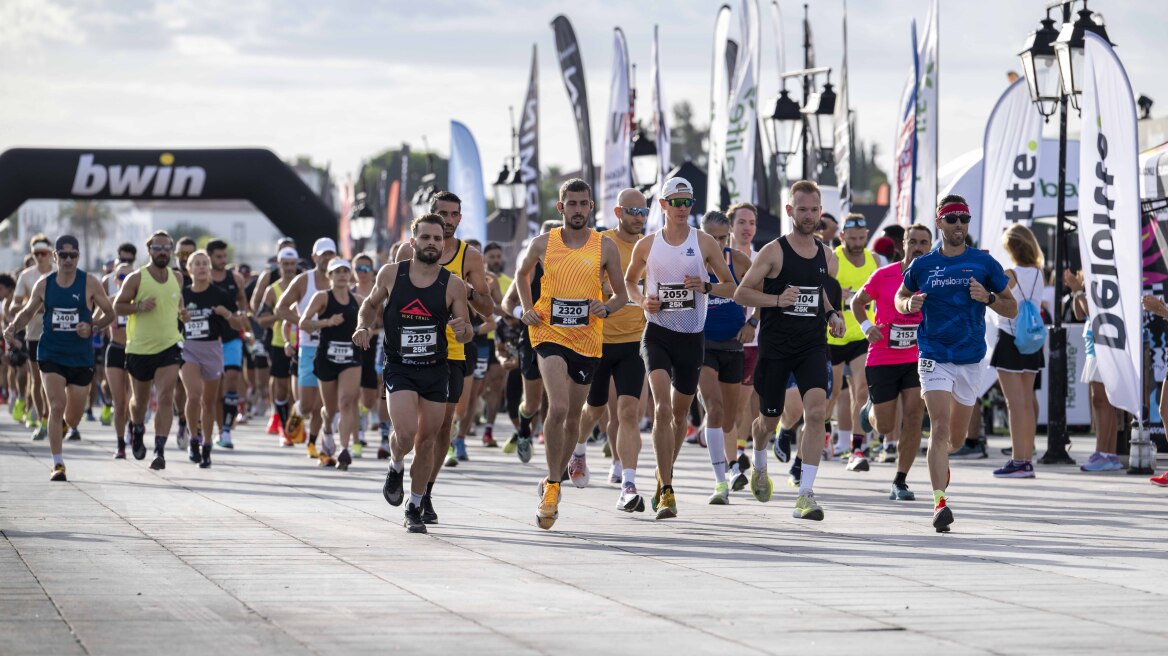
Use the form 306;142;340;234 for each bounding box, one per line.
644;227;708;334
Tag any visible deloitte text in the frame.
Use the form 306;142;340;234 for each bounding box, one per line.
71;153;206;198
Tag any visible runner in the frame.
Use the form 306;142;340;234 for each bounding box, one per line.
827;214;879;472
353;253;382;457
360;214;472;532
696;210;752;504
896;195;1016;532
733;180;847;521
114;231;185;470
175;238;197;286
480;243;511;448
3;236;114;481
275;238;337;459
727;202;759;489
206;239;249;449
102;262;135;458
455;238;501;454
573;188;647;511
623;177;736;520
517;179;628;529
300;258;362;470
850;224;932;500
12;234;56;441
179;250;239;468
255;247;301;446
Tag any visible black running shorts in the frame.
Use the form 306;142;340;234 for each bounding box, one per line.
587;340;645;407
703;347;745;385
754;347;829;417
125;344;183;382
640;322;704;396
535;342;600;386
866;362;920;405
38;359;95;387
384;362;449;404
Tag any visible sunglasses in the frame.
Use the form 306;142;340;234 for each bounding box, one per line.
355;265;373;273
622;207;650;217
843;219;867;230
119;257;134;263
667;198;694;208
34;251;51;257
150;244;174;252
942;214;972;225
56;251;79;260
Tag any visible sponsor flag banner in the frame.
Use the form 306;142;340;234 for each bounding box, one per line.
602;28;632;218
647;25;671;233
1078;32;1142;418
519;46;542;238
914;0;939;218
891;22;918;226
551;16;596;195
980;78;1044;264
449;120;487;246
724;0;760;205
833;0;851;217
707;5;734;213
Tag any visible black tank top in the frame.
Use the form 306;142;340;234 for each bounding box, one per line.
211;268;240;342
383;261;451;367
319;290;359;364
759;236;829;359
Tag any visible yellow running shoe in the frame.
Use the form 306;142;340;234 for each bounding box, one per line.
13;398;25;423
656;488;677;520
750;468;773;503
793;492;825;521
49;463;67;482
536;480;561;529
306;442;320;459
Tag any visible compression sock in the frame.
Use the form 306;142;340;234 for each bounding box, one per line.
706;427;727;483
223;392;239;429
798;464;818;496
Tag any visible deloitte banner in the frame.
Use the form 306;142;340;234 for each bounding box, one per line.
724;0;760;205
1078;32;1142;419
979;78;1044;264
706;5;733;213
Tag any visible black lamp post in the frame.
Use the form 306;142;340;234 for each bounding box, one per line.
631;125;659;193
1019;0;1112;466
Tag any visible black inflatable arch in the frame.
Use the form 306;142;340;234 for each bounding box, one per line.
0;148;337;258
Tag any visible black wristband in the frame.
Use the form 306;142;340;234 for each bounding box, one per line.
748;317;759;328
985;292;997;306
703;281;712;294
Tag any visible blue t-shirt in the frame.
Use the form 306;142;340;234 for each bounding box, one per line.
903;246;1009;365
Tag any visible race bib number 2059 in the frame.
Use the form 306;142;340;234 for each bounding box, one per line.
657;282;696;311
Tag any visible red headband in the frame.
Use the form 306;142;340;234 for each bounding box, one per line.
937;202;970;219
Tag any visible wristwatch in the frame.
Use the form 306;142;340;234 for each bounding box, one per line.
748;317;759;328
985;292;997;306
703;281;713;294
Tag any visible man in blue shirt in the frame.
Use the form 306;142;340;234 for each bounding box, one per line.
896;195;1017;533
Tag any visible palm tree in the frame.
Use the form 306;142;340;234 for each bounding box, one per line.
59;200;114;269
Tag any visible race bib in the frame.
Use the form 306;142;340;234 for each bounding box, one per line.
185;318;210;340
400;325;437;359
918;358;935;373
783;286;820;317
889;324;918;349
474;355;489;377
327;341;355;364
550;298;590;327
658;282;695;311
51;308;79;332
116;314;128;327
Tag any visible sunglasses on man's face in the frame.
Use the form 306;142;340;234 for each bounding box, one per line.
942;214;972;225
150;244;174;252
667;198;694;208
355;265;373;273
622;207;650;217
56;251;79;261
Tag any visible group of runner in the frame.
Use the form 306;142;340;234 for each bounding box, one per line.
7;174;1167;535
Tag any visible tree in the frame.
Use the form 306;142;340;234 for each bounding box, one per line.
170;221;213;243
670;101;709;169
851;139;889;204
59;201;114;269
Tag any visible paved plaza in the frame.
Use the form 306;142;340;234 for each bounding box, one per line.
2;414;1167;655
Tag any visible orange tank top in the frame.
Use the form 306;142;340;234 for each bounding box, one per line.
531;228;604;358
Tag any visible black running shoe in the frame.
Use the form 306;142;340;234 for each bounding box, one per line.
404;503;428;534
337;449;352;471
933;499;954;533
383;467;405;507
149;455;165;470
130;425;146;461
189;440;202;463
420;494;438;524
199;443;212;469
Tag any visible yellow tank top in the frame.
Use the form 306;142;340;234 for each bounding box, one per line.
126;266;182;355
531;228;604;358
601;228;644;343
828;245;878;345
441;240;468;361
270;280;287;348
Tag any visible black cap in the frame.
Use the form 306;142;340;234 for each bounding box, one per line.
55;235;80;251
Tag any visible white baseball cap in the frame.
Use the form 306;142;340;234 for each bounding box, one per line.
661;177;694;198
313;237;337;255
327;258;351;273
277;247;299;261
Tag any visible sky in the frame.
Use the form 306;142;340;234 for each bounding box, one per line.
2;0;1166;192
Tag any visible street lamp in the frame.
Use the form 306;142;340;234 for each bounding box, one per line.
630;125;659;190
410;172;437;219
1054;7;1112;110
802;80;838;170
508;164;527;211
765;88;803;174
1018;15;1061;118
493;163;515;211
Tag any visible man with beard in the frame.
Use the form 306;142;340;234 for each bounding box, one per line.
114;231;185;469
206;239;249;449
733;180;847;522
13;234;56;441
623;177;736;520
175;237;197;287
727;202;759;487
255;247;301;444
896;195;1016;532
571;188;647;511
394;191;494;522
517;179;628;529
479;242;510;447
850;224;932;501
362;214;473;533
825;214;879;472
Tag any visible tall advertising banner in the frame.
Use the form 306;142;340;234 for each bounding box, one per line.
707;5;733;212
724;0;760;206
891;22;918;226
519;46;542;238
1078;32;1142;419
914;0;939;218
551;16;595;196
833;1;851;217
979;78;1044;263
449;121;487;246
647;25;671;234
602;28;632;218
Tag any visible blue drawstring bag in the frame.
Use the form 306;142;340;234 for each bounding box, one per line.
1013;279;1046;354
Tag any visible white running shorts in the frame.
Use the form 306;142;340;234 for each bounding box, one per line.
918;358;981;407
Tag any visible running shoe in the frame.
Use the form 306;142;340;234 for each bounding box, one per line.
378;439;391;460
951;440;987;459
1151;471;1168;487
656;488;678;519
602;440;612;459
482;433;498;448
1080;451;1123;472
336;449;352;471
568;453;589;488
404;503;428;534
788;461;802;488
536;480;561;529
114;440;126;460
750;468;773;503
49;463;67;482
608;462;621;485
833;440;850;458
774;432;791;463
792;492;825;521
822;433;833;461
66;427;81;441
13;398;25;423
933;497;954;533
130;425;146;460
199;443;212;469
420;495;438;524
351;441;363;459
536;431;545;445
453;437;469;462
281;437;294;447
503;434;519;454
216;428;234;450
651;469;663;511
149;453;165;470
736;452;751;475
730;469;749;492
176;424;187;449
846;450;870;472
306;442;320;459
859;398;874;434
992;459;1036;478
318;453;337;468
266;413;281;435
31;425;47;441
1001;446;1013;457
889;482;916;501
516;436;533;463
444;446;458;468
188;438;202;463
616;484;645;512
383;467;405;506
100;405;112;426
878;442;898;464
708;481;730;505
